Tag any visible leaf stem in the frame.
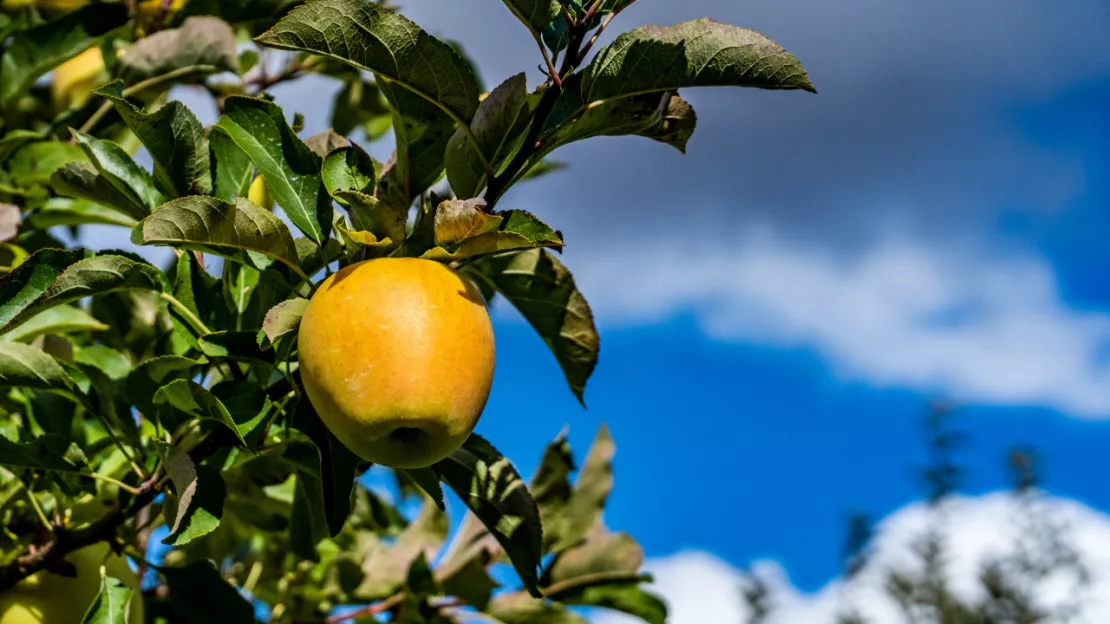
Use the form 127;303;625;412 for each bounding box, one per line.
77;65;218;135
23;489;53;533
158;292;211;336
85;473;142;496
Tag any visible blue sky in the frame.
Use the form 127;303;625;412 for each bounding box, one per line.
135;0;1110;619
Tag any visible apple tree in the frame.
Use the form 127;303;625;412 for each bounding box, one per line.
0;0;814;621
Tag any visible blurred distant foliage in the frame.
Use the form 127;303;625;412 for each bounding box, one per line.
0;0;813;621
742;405;1090;624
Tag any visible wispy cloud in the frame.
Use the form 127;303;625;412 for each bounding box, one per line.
564;233;1110;416
594;493;1110;624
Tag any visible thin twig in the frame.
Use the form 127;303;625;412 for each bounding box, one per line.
581;13;617;60
85;473;142;496
324;593;405;623
76;65;217;135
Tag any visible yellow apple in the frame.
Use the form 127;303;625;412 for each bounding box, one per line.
0;542;143;624
52;47;105;111
297;258;496;468
247;176;274;211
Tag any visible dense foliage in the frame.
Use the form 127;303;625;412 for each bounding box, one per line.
0;0;813;621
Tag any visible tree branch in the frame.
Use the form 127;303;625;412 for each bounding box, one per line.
484;15;591;209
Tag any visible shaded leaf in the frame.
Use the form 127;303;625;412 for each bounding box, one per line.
335;191;406;244
357;495;448;599
212;380;273;448
125;355;204;417
440;556;498;611
51;164;148;223
160;444;226;546
399;467;445;511
71;130;165;219
199;331;274;365
209;130;253;203
290;397;362;538
0;340;77;394
81;574;134;624
541;77;697;160
75;345;131;381
486;592;588;624
257;0;481;123
445;73;531;198
303;129;349;158
500;0;561;37
0;434;88;473
154;380;248;446
133;196;303;278
437;434;544;597
549;529;642;582
557;581;666;624
213;96;331;242
0;252;166;335
158;561;255;623
377;81;457;211
470;249;597;402
94;82;213;197
0;5;128;109
582;18;816;105
119;16;239;85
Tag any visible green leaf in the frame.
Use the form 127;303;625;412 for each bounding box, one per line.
118;16;239;86
209;130;253;203
399;467;445;511
470;249;597;402
159;444;225;546
356;495;448;600
258;297;308;350
0;252;166;335
27;197;138;229
582;18;816;105
548;530;642;583
81;574;135;624
8;140;86;187
0;5;128;110
126;355;205;419
71;130;165;219
486;592;588;624
0;304;108;343
213;96;331;243
0;338;77;394
440;555;498;611
335;191;406;244
445;73;531;198
541;424;614;553
540;77;697;160
422;203;562;262
322;144;377;197
332;79;392;138
290;397;362;538
377;81;457;211
437;434;544;597
133;196;305;280
94;81;213;197
256;0;482;123
500;0;561;37
51;164;149;224
556;582;666;624
74;345;132;381
303;129;349;158
212;380;273;448
0;434;88;473
199;331;274;365
158;561;255;623
153;380;248;446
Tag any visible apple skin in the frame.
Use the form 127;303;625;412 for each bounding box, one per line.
52;47;105;111
297;258;496;468
0;542;143;624
247;176;274;211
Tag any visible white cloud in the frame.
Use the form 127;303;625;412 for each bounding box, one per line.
594;493;1110;624
565;233;1110;417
